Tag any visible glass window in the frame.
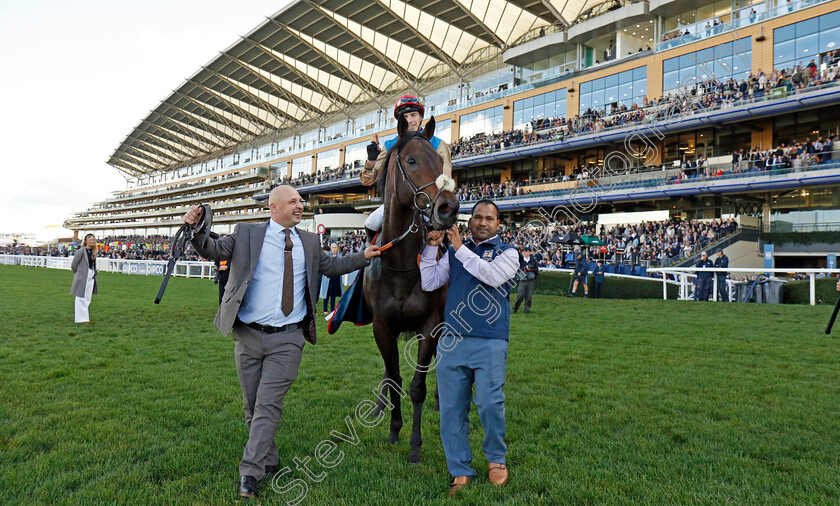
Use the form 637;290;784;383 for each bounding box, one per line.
795;17;819;37
435;124;452;145
459;105;503;140
579;67;646;115
316;149;339;172
291;156;310;178
344;140;369;167
796;34;819;64
820;25;840;54
775;12;840;70
513;89;567;130
663;38;751;93
775;40;795;68
775;24;796;43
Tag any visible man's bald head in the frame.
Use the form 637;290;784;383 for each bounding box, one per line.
269;185;299;206
268;185;305;228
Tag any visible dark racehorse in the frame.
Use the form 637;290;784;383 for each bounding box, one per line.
364;114;459;463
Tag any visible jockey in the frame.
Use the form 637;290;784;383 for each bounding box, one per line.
361;95;452;232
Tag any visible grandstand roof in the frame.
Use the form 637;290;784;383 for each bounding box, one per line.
107;0;602;176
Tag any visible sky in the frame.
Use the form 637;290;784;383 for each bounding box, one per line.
0;0;290;242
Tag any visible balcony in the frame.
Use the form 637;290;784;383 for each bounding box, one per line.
567;1;651;43
655;0;832;53
503;27;570;67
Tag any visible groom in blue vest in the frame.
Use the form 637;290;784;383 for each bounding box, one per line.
420;199;519;496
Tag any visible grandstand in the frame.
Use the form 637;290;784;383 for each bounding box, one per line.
64;0;840;269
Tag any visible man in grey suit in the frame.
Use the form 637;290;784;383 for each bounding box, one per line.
183;185;381;498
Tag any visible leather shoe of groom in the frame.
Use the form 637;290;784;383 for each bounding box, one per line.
448;476;470;496
488;462;508;486
238;476;259;498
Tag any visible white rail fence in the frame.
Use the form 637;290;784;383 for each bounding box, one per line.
5;256;835;304
1;254;358;287
1;254;216;279
648;267;840;305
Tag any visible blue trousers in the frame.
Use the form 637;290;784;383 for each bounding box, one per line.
436;336;508;477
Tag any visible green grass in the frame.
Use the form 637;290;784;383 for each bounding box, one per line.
1;265;839;504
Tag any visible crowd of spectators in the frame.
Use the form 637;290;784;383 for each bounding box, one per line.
0;235;203;261
319;231;368;255
450;60;840;162
457;129;838;199
503;217;738;269
278;163;363;189
730;136;837;172
0;217;744;274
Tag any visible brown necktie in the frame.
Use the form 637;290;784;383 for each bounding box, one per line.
281;228;294;316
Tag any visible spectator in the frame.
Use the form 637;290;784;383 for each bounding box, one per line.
514;245;539;314
322;244;343;315
694;251;714;301
70;233;99;324
714;248;729;302
592;259;605;299
568;251;589;297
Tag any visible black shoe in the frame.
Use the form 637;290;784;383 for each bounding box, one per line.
523;309;530;314
261;465;278;482
238;476;259;498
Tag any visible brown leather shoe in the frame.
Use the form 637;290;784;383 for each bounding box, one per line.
488;462;508;486
448;476;470;496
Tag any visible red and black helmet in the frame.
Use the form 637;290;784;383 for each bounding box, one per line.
394;95;424;119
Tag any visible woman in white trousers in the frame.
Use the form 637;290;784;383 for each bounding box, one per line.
70;234;98;323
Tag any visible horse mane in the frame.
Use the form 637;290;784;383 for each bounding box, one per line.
377;130;430;196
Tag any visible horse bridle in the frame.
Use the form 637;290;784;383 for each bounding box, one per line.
378;137;455;254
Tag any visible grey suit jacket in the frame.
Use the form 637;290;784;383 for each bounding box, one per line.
191;221;368;343
70;248;98;297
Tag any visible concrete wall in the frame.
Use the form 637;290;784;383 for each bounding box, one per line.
723;239;763;269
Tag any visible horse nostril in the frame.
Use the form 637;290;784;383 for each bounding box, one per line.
440;204;451;215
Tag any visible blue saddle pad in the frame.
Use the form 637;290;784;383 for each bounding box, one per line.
327;267;372;334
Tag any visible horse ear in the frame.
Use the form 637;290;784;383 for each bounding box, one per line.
423;116;436;140
397;113;408;138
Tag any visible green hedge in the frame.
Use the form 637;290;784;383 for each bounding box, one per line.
760;231;840;246
514;271;679;299
782;278;840;305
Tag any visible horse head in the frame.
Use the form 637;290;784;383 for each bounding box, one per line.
382;114;459;230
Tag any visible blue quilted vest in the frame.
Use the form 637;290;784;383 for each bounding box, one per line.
443;236;516;341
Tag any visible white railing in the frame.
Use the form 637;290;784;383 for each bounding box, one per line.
648;267;840;305
0;254;216;279
1;254;358;286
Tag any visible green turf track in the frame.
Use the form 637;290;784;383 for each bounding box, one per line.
1;265;839;505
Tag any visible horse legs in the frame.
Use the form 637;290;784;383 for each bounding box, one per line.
373;321;403;445
407;320;440;464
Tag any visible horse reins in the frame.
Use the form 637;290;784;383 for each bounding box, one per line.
154;203;212;304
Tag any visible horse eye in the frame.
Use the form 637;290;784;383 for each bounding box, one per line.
407;157;416;165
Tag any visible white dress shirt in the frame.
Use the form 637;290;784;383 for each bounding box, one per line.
419;234;519;291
